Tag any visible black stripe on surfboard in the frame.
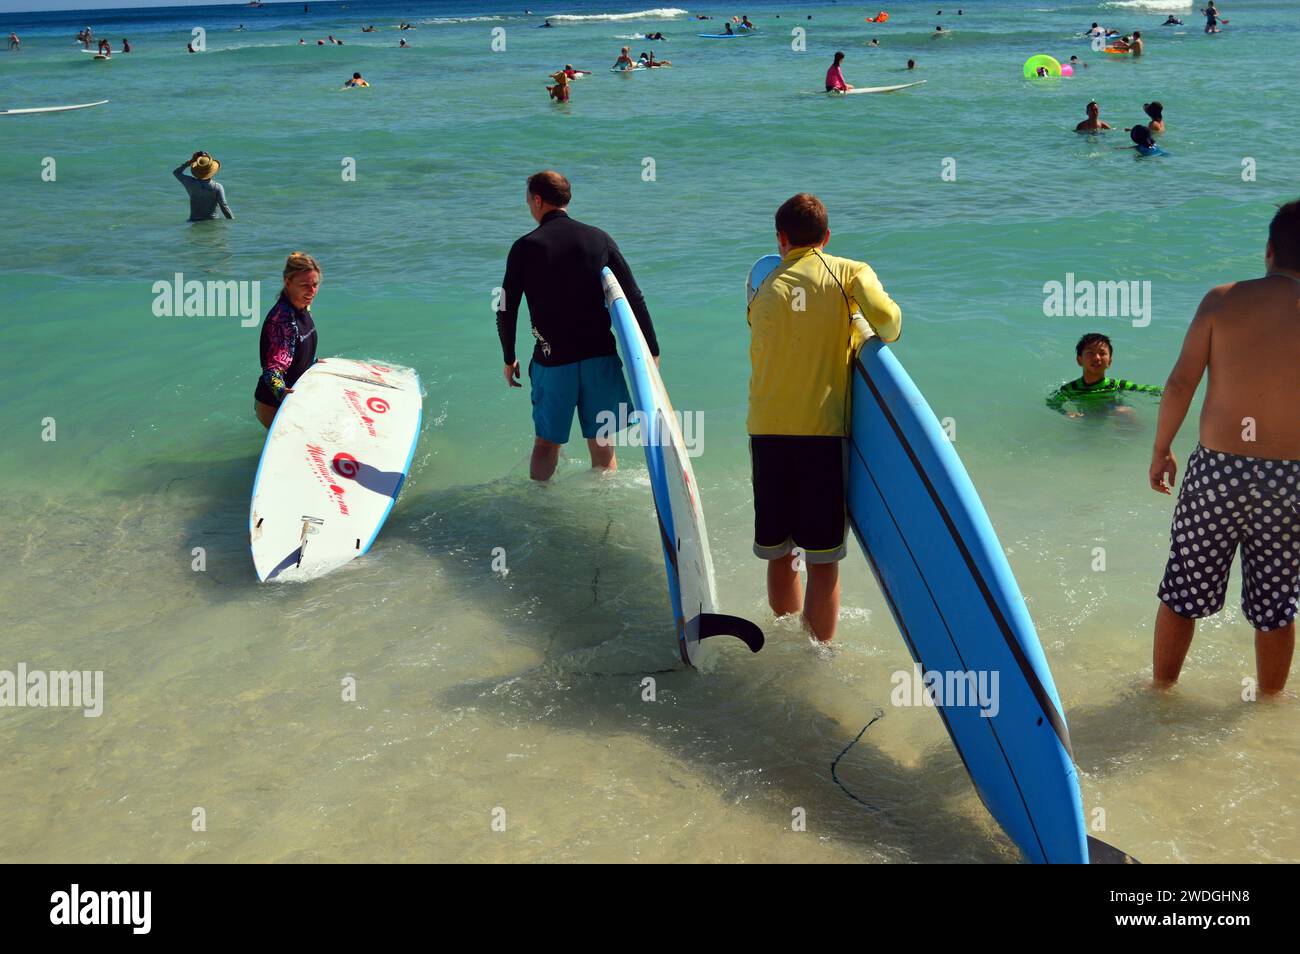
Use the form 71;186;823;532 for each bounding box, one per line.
855;354;1073;758
654;505;690;665
848;455;1048;863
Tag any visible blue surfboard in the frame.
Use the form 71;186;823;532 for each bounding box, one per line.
603;268;764;666
747;254;1136;863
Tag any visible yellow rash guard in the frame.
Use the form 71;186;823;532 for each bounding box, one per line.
747;245;902;436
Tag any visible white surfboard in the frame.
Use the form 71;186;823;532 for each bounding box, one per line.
602;269;763;665
0;100;109;115
830;80;926;95
249;358;422;582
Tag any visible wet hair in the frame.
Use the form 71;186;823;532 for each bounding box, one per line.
1086;100;1099;112
833;50;845;64
775;193;829;247
283;251;322;282
1075;333;1113;358
352;72;361;78
1130;124;1155;147
527;169;572;207
1144;101;1163;120
1269;199;1300;271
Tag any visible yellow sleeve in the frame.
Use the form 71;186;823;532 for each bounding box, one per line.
848;264;902;343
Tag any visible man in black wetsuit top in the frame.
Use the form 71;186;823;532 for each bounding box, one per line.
496;169;659;481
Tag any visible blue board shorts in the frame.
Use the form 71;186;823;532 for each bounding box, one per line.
529;354;633;445
1158;444;1300;631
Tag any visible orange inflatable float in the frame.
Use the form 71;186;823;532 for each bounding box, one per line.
866;11;889;23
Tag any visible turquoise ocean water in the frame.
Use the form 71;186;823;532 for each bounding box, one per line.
1;0;1297;862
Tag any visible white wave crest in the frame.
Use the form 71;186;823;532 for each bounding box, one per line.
1101;0;1192;12
548;8;688;22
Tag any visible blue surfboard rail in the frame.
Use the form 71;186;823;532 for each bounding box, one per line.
602;268;690;661
850;340;1087;863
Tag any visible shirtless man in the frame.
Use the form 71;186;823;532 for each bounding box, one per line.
1130;30;1143;56
1074;100;1111;132
1149;199;1300;695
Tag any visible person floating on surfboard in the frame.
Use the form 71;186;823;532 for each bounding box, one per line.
612;46;636;70
254;252;321;429
173;151;233;222
496;170;660;481
825;51;853;92
747;193;902;642
342;71;368;88
1150;199;1300;696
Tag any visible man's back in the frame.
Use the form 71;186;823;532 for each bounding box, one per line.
1201;275;1300;458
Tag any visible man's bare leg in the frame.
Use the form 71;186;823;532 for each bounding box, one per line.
1153;601;1196;689
587;437;616;471
767;555;802;617
1256;621;1295;696
530;437;561;481
804;562;840;643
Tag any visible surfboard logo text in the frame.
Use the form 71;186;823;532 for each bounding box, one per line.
0;664;103;717
890;664;1000;718
150;272;262;328
1041;273;1152;328
304;443;351;515
594;403;704;458
49;884;150;934
342;389;379;437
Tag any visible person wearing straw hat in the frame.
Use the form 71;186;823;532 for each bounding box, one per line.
172;151;233;222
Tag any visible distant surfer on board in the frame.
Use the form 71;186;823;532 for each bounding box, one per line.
254;252;321;428
825;51;853;92
496;170;660;481
173;151;233;222
342;71;369;88
1149;199;1300;695
747;193;902;642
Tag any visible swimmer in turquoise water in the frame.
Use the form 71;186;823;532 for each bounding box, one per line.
1074;100;1111;132
1047;333;1162;418
1125;101;1164;135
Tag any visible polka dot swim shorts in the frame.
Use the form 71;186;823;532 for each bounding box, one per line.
1158;444;1300;631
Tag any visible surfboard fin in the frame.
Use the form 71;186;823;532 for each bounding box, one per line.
696;613;765;653
1087;836;1141;865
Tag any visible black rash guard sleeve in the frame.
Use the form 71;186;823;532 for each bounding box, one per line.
496;238;527;365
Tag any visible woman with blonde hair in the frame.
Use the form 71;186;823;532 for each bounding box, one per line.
253;252;321;428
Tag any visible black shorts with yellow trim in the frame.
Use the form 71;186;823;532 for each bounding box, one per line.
749;435;847;565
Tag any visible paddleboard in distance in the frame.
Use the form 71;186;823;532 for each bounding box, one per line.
0;99;109;115
249;358;422;582
831;80;926;95
603;267;763;666
611;64;645;72
698;32;753;38
747;254;1138;864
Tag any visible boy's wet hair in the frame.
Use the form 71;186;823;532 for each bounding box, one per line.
1076;332;1112;357
1269;198;1300;271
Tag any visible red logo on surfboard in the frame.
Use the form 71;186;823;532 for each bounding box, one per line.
366;396;390;414
332;453;360;479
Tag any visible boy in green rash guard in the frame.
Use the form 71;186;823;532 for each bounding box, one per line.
1047;332;1163;417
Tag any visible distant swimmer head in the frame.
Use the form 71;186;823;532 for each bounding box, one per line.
833;50;845;65
1143;101;1163;121
1086;100;1100;117
352;72;362;78
775;192;830;254
1130;124;1155;148
907;58;916;69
